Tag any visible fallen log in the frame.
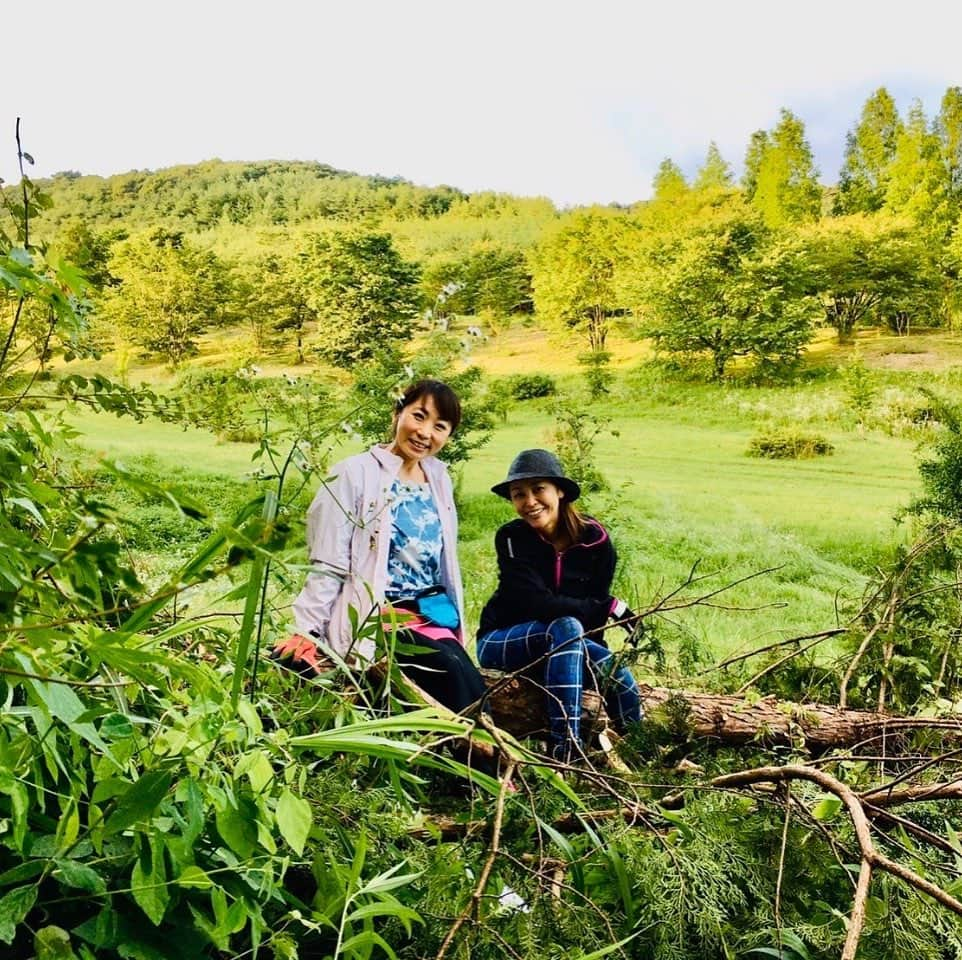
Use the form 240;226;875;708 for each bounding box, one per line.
480;670;962;752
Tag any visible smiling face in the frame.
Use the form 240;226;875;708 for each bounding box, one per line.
389;394;453;467
508;478;564;540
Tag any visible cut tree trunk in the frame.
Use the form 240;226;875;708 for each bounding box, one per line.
481;671;962;752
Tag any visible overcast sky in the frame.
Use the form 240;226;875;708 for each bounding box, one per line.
3;0;960;207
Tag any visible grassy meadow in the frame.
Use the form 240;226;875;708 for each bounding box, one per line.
56;323;947;687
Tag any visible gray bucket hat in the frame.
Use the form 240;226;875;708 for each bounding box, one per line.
491;449;581;502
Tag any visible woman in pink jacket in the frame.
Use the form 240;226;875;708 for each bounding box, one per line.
274;380;487;715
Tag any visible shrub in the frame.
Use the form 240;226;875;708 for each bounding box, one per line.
221;425;263;443
578;350;613;399
508;372;556;400
747;429;834;460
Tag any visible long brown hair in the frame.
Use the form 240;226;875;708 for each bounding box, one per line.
558;496;588;547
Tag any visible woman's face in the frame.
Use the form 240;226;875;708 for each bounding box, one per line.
390;393;453;464
508;478;563;538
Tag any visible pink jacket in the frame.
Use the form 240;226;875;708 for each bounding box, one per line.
292;444;465;662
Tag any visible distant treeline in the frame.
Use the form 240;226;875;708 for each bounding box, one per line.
2;85;961;380
29;159;517;230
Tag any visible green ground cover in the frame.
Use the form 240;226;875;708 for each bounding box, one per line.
62;356;928;677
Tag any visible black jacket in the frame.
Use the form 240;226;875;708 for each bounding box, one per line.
478;517;616;638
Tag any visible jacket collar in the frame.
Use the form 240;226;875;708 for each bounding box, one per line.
369;444;447;481
516;516;608;550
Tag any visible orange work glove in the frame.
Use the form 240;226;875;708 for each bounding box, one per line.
270;634;330;677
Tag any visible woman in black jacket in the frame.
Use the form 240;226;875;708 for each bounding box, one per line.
477;449;642;762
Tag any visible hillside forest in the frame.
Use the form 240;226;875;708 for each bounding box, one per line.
3;85;962;959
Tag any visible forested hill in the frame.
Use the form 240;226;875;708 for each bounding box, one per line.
30;159;550;232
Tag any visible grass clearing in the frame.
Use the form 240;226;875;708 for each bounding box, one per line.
57;330;945;669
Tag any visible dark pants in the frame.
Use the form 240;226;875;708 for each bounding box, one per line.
395;633;487;713
394;632;496;777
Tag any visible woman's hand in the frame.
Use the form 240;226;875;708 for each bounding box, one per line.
610;600;645;645
270;634;334;676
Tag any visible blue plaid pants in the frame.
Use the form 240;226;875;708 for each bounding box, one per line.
477;616;641;757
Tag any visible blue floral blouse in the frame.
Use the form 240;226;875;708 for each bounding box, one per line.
384;479;444;600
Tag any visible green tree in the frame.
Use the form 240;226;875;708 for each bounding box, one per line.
693;142;734;192
530;209;629;354
741;130;770;198
651;158;689;203
420;241;531;327
935;86;962;215
241;250;317;361
750;109;822;227
884;100;949;230
306;229;421;369
99;230;233;368
51;219;120;290
801;215;940;340
836;87;902;214
643;208;817;379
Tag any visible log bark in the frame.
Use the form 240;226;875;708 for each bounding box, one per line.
481;670;962;752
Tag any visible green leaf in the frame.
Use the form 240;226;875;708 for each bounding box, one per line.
100;714;136;740
33;925;79;960
571;933;640;959
656;804;695;841
811;796;843;822
347;901;422;927
235;750;273;793
215;798;258;858
538;818;584;893
16;655;115;762
104;771;173;836
356;864;422;897
176;866;212;890
340;930;398;959
275;789;312;855
54;860;107;894
130;835;169;926
0;861;45;887
745;930;811;960
865;895;889;920
0;884;38;945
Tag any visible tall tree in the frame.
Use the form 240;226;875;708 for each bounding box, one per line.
836;87;902;214
241;251;318;361
884;100;949;231
694;142;734;192
306;229;421;369
643;205;818;379
741;130;770;199
99;230;233;368
750;109;822;227
531;209;628;354
935;86;962;214
651;159;689;203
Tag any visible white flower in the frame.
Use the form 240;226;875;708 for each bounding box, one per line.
496;884;529;915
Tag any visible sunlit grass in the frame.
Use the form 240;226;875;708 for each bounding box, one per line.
58;329;945;667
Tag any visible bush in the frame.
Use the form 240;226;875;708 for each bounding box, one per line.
221;425;262;443
747;429;834;460
508;373;556;400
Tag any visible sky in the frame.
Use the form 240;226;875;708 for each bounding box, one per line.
3;0;961;208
